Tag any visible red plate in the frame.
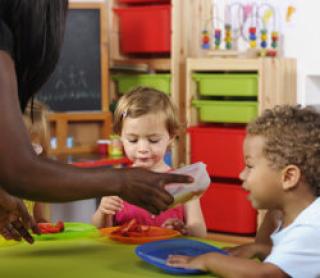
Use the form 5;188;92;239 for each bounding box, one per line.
100;226;180;244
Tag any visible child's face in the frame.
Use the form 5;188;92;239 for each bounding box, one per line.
239;135;283;210
121;112;172;171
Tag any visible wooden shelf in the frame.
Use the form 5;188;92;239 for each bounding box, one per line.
186;57;297;230
48;111;112;155
186;57;297;127
111;58;171;72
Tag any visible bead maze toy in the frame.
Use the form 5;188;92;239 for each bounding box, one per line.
201;1;286;58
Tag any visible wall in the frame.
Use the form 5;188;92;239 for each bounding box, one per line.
212;0;320;106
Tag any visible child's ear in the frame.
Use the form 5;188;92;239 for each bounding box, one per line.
281;165;301;191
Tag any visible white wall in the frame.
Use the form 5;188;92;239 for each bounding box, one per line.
284;1;320;106
214;0;320;106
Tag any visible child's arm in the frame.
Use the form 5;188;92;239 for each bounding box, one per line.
91;196;123;228
33;202;49;223
225;242;272;261
225;209;280;260
184;199;207;238
167;252;288;278
255;209;282;244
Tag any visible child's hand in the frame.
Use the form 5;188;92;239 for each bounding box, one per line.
224;243;271;260
98;196;123;215
161;218;187;235
166;254;207;271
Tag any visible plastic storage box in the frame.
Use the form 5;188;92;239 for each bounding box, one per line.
188;125;245;178
112;74;171;94
192;100;258;123
200;183;257;234
114;5;171;54
193;73;258;97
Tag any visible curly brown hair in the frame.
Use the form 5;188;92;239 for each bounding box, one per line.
113;87;179;137
247;105;320;196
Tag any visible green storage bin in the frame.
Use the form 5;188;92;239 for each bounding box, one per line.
193;73;258;97
112;74;171;95
192;100;258;123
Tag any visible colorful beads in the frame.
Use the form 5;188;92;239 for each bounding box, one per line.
201;30;210;49
249;27;257;48
224;24;232;49
260;29;268;49
214;29;221;49
271;31;279;49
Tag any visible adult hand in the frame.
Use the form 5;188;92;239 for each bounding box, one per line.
0;189;39;244
118;168;193;215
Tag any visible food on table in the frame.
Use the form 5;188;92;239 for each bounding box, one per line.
37;221;65;234
111;219;151;237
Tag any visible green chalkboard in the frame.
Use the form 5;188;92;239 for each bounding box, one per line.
37;8;102;111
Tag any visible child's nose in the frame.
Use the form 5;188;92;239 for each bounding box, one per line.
239;169;248;190
239;168;246;181
137;140;149;152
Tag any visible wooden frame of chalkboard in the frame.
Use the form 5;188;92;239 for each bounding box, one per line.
38;1;109;111
46;2;112;155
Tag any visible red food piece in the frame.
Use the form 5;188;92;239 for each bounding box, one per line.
37;221;65;234
111;219;151;237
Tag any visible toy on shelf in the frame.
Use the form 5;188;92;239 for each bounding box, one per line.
257;3;278;57
201;29;211;49
214;28;222;50
248;27;257;48
260;29;268;52
201;1;285;58
224;24;232;50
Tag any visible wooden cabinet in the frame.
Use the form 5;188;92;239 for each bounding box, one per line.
107;0;196;167
186;57;297;231
47;111;112;155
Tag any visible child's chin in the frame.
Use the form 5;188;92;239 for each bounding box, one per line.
134;161;153;168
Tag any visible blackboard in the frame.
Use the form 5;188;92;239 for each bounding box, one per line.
37;7;104;112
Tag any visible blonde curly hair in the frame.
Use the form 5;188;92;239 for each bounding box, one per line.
247;105;320;196
113;87;179;137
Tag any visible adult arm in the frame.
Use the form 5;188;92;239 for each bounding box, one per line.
0;51;192;215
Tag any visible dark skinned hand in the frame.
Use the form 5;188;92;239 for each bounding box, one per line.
118;167;193;215
0;188;39;244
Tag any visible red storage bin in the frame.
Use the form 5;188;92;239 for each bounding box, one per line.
117;0;170;4
201;183;257;234
188;126;246;178
114;5;171;54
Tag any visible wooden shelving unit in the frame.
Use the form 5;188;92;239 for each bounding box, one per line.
186;57;297;229
186;57;297;128
47;111;112;155
107;0;206;167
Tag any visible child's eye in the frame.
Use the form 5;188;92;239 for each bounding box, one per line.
149;139;159;143
128;139;138;143
246;164;253;169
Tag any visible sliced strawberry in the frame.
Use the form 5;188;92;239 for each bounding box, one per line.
37;221;65;234
137;225;150;233
118;219;138;234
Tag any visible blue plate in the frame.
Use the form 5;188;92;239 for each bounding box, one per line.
135;238;227;274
